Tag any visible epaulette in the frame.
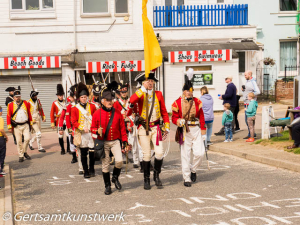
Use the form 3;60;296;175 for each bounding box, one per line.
136;89;143;98
172;101;179;112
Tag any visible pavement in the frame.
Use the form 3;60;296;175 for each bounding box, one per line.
1;102;300;224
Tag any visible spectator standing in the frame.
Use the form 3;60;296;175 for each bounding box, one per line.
245;93;258;142
234;95;241;132
200;86;214;145
0;106;8;175
222;103;233;142
242;71;261;139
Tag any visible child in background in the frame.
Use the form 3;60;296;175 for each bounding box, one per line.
0;106;8;175
222;103;234;142
245;92;258;142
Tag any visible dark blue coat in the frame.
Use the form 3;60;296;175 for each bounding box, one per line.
222;83;237;108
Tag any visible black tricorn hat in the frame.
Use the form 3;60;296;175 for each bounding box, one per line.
92;82;103;96
135;72;158;82
5;87;15;92
76;82;89;99
56;84;65;96
182;68;194;92
100;81;119;101
69;84;78;97
14;86;21;96
30;90;39;98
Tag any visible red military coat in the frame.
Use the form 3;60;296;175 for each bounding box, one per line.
28;98;46;121
91;108;127;142
127;89;170;130
171;97;206;131
71;103;96;130
7;100;33;130
50;100;66;127
58;103;74;129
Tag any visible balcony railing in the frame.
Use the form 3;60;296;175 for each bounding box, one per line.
153;4;248;28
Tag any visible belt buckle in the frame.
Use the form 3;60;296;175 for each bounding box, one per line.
191;121;195;125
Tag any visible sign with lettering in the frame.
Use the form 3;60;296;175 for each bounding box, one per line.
192;74;213;87
169;49;232;63
0;56;61;69
86;60;145;73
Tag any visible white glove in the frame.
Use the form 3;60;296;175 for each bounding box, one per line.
165;128;170;133
141;86;147;93
179;119;185;127
202;135;207;141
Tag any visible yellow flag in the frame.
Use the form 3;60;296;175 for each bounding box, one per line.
142;0;162;78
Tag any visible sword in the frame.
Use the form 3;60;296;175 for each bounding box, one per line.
92;75;96;84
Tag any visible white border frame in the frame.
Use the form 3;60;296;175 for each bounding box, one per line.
10;0;56;12
184;64;214;89
81;0;111;18
279;39;299;77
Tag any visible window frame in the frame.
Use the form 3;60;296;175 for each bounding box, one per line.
114;0;129;16
81;0;111;18
217;0;225;3
10;0;55;12
184;64;214;88
279;40;298;75
279;0;298;12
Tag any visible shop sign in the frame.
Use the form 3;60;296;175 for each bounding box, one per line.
86;60;145;73
192;74;213;86
0;56;61;69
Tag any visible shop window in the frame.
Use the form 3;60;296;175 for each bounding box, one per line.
115;0;128;14
11;0;54;10
280;0;297;11
238;52;245;73
280;41;297;71
186;65;213;87
83;0;108;14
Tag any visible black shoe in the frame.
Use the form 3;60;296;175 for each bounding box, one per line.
140;162;144;173
153;158;163;188
235;128;241;132
38;149;46;153
105;186;112;195
61;151;66;155
184;182;192;187
112;167;122;190
79;171;84;175
71;158;78;164
143;161;151;190
14;140;17;145
19;157;24;162
24;153;31;160
214;127;225;136
84;171;90;178
103;172;112;195
191;172;197;182
29;145;34;150
90;171;95;177
133;164;139;168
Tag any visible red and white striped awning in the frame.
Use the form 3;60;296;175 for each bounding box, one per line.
0;56;61;69
169;49;232;63
86;60;145;73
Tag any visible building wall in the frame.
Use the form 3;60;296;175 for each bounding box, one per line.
154;0;234;6
164;59;239;112
234;0;299;79
0;0;147;56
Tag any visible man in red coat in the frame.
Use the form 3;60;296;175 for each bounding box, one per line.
171;69;206;187
7;87;33;162
91;81;130;195
127;72;170;190
71;83;97;178
59;84;79;166
50;84;69;155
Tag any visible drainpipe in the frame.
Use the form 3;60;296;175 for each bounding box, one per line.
73;0;77;52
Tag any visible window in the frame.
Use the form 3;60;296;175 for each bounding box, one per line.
217;0;225;3
165;0;172;6
115;0;128;14
11;0;54;10
83;0;108;14
186;65;213;87
238;52;245;73
177;0;184;6
280;0;297;11
280;41;297;71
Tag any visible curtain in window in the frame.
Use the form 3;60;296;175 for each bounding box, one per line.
280;41;297;71
280;0;297;11
83;0;108;13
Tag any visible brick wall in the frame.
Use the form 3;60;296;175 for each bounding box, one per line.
275;80;294;102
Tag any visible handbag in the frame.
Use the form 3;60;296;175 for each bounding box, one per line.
10;101;23;127
73;130;82;146
94;108;115;161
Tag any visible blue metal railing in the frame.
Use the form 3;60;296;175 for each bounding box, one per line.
153;4;248;28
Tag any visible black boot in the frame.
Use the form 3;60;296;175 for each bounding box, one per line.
24;153;31;160
59;138;65;155
191;172;197;182
89;150;95;177
66;137;71;154
81;151;90;178
71;152;77;164
103;172;112;195
29;144;34;150
140;162;144;173
13;134;17;145
111;167;122;190
143;161;151;190
153;158;163;188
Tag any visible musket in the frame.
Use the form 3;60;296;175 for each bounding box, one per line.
83;75;86;85
68;75;73;86
28;73;44;114
204;140;211;170
92;75;96;84
65;81;68;102
101;73;105;84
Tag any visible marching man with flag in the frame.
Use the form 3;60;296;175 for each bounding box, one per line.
71;83;97;179
171;68;207;187
28;90;46;153
50;84;70;155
